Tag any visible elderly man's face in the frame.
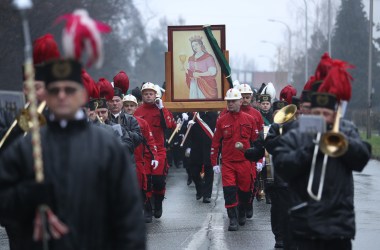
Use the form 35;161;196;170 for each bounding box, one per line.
46;81;86;120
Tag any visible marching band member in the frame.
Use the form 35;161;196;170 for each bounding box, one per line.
273;58;371;250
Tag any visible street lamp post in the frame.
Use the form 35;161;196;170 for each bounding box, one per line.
303;0;308;83
261;40;279;71
268;19;292;83
367;0;373;139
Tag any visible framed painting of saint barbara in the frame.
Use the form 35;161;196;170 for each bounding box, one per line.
166;25;227;108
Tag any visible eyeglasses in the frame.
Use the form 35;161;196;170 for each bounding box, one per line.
47;86;78;96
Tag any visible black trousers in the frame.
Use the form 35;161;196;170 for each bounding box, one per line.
190;163;214;198
266;186;290;247
290;238;352;250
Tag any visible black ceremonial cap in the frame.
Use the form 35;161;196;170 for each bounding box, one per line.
311;93;337;111
88;98;108;111
272;100;288;112
43;59;82;86
259;94;271;103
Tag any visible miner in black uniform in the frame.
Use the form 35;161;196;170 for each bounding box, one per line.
273;91;370;250
186;111;217;203
259;94;273;126
264;100;296;249
0;59;146;249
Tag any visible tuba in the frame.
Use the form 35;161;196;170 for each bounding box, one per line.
307;104;348;201
273;104;297;135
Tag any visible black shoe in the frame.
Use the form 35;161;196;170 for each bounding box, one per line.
246;203;253;218
203;197;211;203
238;205;246;226
266;196;272;204
227;207;239;231
196;194;202;200
187;177;192;186
144;200;153;223
274;240;284;248
154;195;164;218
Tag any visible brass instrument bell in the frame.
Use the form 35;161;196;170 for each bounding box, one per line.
273;104;297;125
17;101;47;132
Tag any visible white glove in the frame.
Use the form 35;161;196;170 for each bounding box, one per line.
187;120;195;128
151;160;159;170
256;162;263;172
185;148;191;157
182;113;189;121
155;98;164;109
213;165;221;174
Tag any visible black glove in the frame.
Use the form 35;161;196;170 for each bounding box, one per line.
244;146;265;162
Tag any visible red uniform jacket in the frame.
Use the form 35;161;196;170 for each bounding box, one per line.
211;111;258;166
134;103;176;158
134;116;158;167
220;105;264;132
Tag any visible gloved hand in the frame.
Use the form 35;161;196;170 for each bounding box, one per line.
16;181;55;213
182;113;189;121
185;148;191;157
187;120;195;128
151;160;159;170
256;162;263;172
213;165;221;174
155;98;164;109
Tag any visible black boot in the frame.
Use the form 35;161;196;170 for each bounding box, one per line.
144;199;153;223
238;204;246;226
246;202;253;218
227;207;239;231
154;194;165;218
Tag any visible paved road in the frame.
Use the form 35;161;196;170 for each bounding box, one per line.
1;160;379;250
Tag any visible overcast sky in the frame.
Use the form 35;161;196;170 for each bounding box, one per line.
135;0;380;71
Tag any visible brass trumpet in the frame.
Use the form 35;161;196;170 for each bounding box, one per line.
307;104;348;201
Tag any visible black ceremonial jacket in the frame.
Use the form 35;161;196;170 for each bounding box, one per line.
0;118;145;250
273;119;370;240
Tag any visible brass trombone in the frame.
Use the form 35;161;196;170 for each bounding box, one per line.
307;104;348;201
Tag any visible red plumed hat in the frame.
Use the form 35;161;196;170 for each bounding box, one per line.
33;34;60;65
113;71;129;94
303;75;316;90
280;85;297;104
318;59;354;102
314;52;333;82
81;69;99;100
98;78;114;101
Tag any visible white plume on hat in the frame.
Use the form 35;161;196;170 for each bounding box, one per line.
261;82;276;103
232;80;240;89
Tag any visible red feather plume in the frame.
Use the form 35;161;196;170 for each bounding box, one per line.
81;69;99;100
314;52;333;81
33;34;60;64
98;78;114;101
303;75;316;90
318;59;354;102
113;71;129;94
280;85;297;104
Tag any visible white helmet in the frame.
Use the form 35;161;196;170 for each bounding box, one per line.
122;94;138;105
141;82;156;92
238;83;253;94
224;88;242;100
261;82;276;103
